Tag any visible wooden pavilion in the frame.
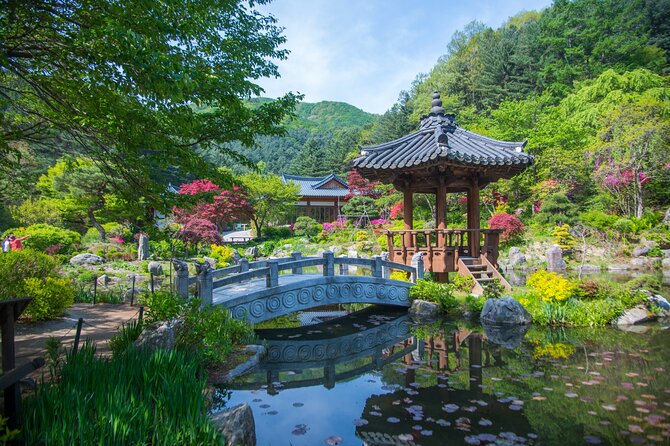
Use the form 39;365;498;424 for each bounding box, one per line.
353;92;533;292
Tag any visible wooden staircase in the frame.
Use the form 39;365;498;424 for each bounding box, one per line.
457;256;512;295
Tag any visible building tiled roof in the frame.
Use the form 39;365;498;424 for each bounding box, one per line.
281;173;349;197
353;92;533;179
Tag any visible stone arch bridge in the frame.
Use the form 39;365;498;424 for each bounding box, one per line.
173;251;423;324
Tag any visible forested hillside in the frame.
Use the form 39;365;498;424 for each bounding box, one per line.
199;100;376;176
365;0;670;221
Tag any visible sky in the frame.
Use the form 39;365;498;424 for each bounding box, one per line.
257;0;553;114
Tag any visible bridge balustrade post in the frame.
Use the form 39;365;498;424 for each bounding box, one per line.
266;260;279;288
291;251;302;275
410;253;425;283
380;252;391;279
339;255;349;276
195;262;214;306
173;260;189;299
323;251;334;277
372;256;382;278
239;258;249;273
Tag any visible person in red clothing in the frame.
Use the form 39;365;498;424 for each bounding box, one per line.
9;234;30;251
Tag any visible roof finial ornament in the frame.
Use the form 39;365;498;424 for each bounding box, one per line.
429;90;445;116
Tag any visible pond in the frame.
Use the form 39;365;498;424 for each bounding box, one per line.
219;306;670;445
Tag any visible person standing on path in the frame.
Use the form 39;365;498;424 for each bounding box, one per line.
9;234;30;251
2;235;10;253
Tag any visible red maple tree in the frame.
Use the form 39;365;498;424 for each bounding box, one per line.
345;169;382;199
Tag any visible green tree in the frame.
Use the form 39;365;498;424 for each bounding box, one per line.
1;0;299;206
240;171;299;238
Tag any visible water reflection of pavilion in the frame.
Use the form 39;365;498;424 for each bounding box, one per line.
357;332;532;446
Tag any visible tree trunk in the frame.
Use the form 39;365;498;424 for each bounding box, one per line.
88;208;106;242
252;219;262;239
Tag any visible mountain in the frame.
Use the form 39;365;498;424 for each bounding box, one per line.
201;100;378;177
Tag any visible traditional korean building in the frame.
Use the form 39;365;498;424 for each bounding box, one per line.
281;173;349;223
353;92;533;292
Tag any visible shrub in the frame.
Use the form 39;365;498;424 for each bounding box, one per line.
579;210;618;230
355;230;369;242
526;269;576;304
390;270;410;282
487;213;524;242
179;217;221;245
149;239;187;259
81;222;132;245
552;224;576;250
482;279;505;299
178;300;255;366
22;344;223;444
625;274;663;294
451;274;475;293
3;224;81;254
143;291;186;324
108;319;143;356
410;280;457;312
293;216;322;238
533;193;579;226
209;244;236;266
261;226;293;239
612;218;634;235
465;295;485;314
0;249;60;300
22;277;74;321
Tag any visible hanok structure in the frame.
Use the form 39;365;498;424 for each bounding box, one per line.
353;92;533;292
281;173;349;223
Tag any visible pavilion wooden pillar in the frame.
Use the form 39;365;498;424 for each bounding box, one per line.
435;179;447;248
466;177;480;257
403;189;413;247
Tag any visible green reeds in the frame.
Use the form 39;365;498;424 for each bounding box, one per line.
22;343;223;445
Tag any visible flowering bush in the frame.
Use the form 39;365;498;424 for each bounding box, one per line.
487;213;524;242
209;244;235;266
109;236;124;244
526;269;576;304
389;201;403;219
370;219;390;228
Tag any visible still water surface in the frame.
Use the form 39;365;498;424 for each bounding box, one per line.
221;307;670;445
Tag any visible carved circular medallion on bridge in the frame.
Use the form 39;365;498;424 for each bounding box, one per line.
388;287;398;301
298;289;311;305
298;345;311;361
267;296;281;312
326;285;338;299
233;306;247;320
313;344;326;360
353;283;364;297
250;301;265;318
377;285;388;299
364;284;376;298
313;286;325;301
282;292;297;308
283;345;298;362
267;345;282;361
341;284;352;299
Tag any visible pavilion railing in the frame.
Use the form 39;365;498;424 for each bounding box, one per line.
384;228;501;272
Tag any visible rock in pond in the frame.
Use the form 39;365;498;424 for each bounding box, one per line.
210;403;256;446
633;245;650;257
546;244;566;271
148;261;163;276
409;300;440;321
508;247;526;267
70;253;105;266
480;296;531;326
615;305;657;326
134;318;183;351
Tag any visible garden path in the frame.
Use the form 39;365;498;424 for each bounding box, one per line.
14;303;141;364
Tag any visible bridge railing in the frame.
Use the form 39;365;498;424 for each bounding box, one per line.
175;251;424;305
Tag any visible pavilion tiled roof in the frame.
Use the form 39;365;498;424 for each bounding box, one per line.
281;173;349;198
353;92;533;183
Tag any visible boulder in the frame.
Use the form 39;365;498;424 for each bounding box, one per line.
134;318;184;351
230;249;242;265
69;253;105;266
329;245;342;255
221;345;266;383
481;322;530;349
508;247;526;267
347;249;359;259
480;296;531;326
244;246;259;258
608;264;630;271
576;264;601;272
137;234;149;261
203;256;217;269
148;261;163;276
408;300;440;321
663;258;670;270
633;245;650;257
663;207;670;225
96;274;111;287
630;258;648;269
123;288;146;302
546;245;566;271
210;403;256;446
648;294;670;311
615;305;657;326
